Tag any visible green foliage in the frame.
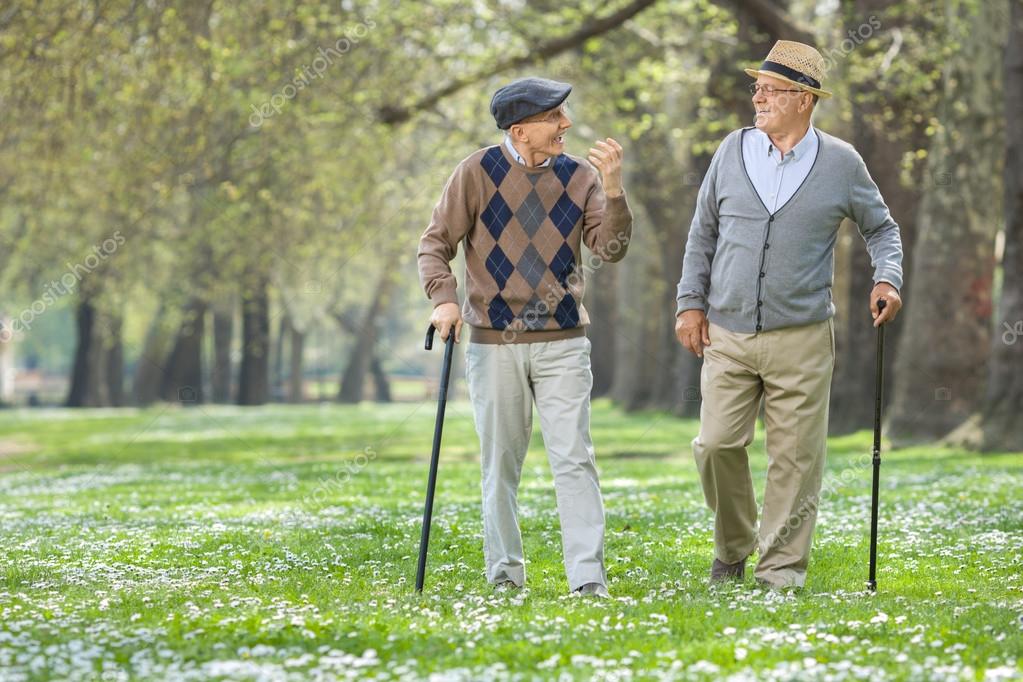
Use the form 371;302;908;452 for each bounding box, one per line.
0;0;1004;379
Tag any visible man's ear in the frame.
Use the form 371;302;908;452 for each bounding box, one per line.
509;123;527;143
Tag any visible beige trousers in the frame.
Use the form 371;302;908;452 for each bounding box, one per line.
465;336;606;591
693;318;835;588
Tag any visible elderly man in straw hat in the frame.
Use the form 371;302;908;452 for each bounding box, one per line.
418;77;633;597
675;41;904;589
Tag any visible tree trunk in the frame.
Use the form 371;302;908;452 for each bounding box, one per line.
105;310;124;407
887;0;1005;443
977;0;1023;451
133;301;175;406
370;355;391;402
288;320;305;403
160;297;206;404
586;264;617;397
272;312;288;402
338;265;397;404
609;189;664;411
828;0;926;435
609;102;688;412
66;295;110;407
211;299;234;403
66;297;94;407
237;276;270;405
0;315;13;405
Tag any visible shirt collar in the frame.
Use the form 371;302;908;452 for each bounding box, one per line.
504;134;552;168
761;125;816;161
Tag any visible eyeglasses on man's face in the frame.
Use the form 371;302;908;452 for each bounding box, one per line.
527;103;570;124
748;83;805;96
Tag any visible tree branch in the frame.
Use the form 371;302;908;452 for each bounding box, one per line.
377;0;659;125
732;0;815;45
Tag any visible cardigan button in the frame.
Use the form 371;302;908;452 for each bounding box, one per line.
756;324;763;331
759;272;766;278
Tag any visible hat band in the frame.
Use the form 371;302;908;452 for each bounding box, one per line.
758;60;821;90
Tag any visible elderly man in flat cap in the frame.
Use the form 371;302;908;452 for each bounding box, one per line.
418;77;632;597
675;41;904;589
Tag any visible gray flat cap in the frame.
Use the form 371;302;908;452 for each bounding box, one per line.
489;77;572;129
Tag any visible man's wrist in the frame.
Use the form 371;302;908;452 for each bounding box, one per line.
873;280;899;294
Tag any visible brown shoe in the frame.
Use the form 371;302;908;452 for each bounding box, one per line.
710;557;746;582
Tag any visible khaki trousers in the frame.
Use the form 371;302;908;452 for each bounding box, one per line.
465;336;606;591
693;318;835;588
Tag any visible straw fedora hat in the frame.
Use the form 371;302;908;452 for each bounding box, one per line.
744;40;833;99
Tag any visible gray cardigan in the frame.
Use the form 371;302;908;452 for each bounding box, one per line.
676;127;904;333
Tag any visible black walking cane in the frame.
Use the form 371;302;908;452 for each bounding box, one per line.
416;322;457;593
867;299;887;592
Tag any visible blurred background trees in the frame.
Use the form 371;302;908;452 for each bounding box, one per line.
1;0;1019;450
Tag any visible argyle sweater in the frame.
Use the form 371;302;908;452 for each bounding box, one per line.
418;143;633;344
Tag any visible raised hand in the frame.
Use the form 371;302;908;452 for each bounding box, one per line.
587;137;624;198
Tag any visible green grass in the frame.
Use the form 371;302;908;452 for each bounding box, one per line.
0;399;1020;680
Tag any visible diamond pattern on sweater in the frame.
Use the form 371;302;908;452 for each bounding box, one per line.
550;192;582;238
481;192;513;240
554;294;580;328
514;189;547;238
516;243;547;289
549;242;576;287
481;146;511;188
485;244;514;290
475;147;592;331
488;294;514;329
520;294;550;330
553;155;579;188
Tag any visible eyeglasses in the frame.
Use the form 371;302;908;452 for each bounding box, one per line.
525;103;570;124
748;83;805;96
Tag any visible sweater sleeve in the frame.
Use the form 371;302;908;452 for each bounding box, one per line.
417;161;477;307
847;152;904;291
581;174;633;263
676;141;723;315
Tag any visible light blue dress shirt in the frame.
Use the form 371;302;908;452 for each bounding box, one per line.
504;135;552;168
741;125;819;213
